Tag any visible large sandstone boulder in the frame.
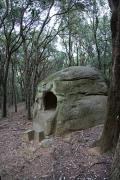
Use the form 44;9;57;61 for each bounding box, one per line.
33;66;107;136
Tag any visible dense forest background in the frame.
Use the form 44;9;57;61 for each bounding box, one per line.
0;0;111;119
1;0;120;179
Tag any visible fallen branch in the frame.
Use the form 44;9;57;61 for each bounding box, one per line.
89;161;110;168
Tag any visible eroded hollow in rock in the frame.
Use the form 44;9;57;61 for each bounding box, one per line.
43;91;57;110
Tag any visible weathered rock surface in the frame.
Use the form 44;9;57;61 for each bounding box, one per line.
33;66;107;136
40;138;53;148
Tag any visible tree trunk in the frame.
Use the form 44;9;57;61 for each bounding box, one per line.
2;56;10;117
14;87;17;113
68;30;72;66
27;86;32;120
76;47;79;66
110;135;120;180
92;1;101;70
99;2;120;152
21;36;29;109
12;62;17;112
2;83;7;117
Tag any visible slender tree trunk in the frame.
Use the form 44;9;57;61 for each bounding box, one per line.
0;87;1;108
99;2;120;153
67;7;73;67
76;47;79;66
23;42;32;119
0;70;3;109
22;37;29;109
27;85;32;120
94;32;101;70
32;83;37;104
2;56;10;117
68;30;72;66
92;0;102;70
12;62;17;112
2;83;7;117
27;96;31;120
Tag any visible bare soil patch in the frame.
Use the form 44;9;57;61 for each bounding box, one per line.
0;104;113;180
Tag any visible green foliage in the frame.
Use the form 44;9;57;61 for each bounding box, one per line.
55;0;111;84
0;0;112;109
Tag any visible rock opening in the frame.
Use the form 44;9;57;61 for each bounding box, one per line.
43;91;57;110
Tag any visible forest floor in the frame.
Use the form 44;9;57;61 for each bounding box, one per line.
0;104;113;180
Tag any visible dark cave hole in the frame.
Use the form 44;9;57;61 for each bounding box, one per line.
43;91;57;110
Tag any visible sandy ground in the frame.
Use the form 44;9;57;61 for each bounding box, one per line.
0;104;113;180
